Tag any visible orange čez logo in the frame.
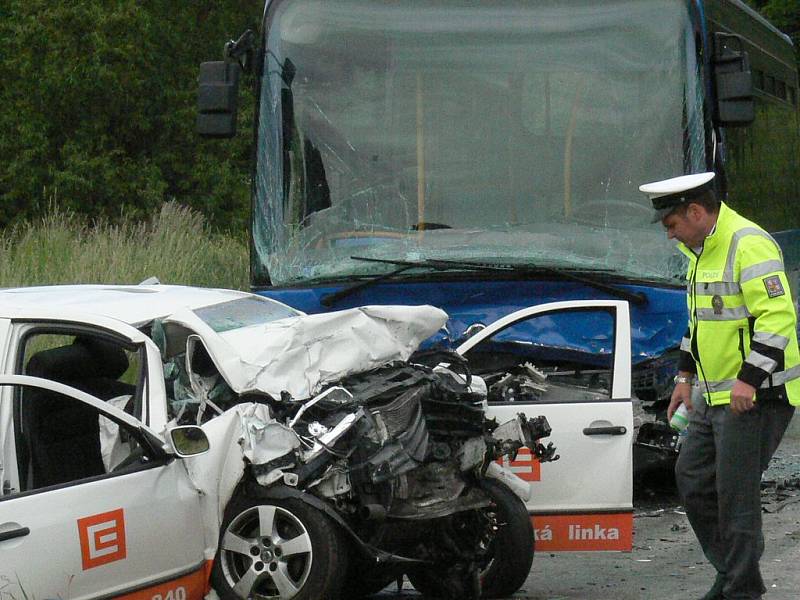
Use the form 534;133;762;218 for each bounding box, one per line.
497;447;541;481
77;508;127;570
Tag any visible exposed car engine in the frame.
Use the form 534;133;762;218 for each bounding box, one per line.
180;352;558;599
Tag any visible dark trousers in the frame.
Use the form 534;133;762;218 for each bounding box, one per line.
675;395;794;599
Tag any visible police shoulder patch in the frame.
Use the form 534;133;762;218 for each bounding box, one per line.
763;275;785;298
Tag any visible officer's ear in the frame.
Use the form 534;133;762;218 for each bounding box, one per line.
685;203;705;222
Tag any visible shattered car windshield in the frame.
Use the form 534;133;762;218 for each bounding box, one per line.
253;0;705;286
192;297;300;332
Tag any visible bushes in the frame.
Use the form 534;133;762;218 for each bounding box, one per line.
0;1;259;230
0;202;248;290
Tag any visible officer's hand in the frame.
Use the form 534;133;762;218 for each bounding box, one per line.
730;380;756;414
667;383;692;421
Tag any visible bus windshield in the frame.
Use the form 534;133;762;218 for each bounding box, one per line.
254;0;708;286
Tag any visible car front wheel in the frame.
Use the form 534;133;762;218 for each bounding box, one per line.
211;495;348;600
407;480;534;599
478;479;534;598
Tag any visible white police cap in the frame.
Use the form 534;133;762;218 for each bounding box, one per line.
640;172;716;223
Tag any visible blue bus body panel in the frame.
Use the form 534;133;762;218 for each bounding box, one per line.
256;280;687;365
256;231;800;365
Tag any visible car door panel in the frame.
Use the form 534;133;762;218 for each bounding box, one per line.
489;402;633;512
0;379;207;599
1;466;207;599
457;300;633;551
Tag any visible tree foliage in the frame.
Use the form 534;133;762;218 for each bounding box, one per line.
0;1;261;230
745;0;800;58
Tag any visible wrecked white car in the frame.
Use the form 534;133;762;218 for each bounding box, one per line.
0;284;557;600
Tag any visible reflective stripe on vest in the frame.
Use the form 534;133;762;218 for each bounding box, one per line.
752;331;790;350
741;259;785;283
723;227;783;281
705;363;800;392
690;281;741;296
696;305;752;321
748;350;778;372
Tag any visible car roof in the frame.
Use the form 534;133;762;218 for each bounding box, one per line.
0;284;261;327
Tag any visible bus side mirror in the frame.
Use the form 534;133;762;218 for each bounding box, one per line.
713;33;755;127
197;61;241;138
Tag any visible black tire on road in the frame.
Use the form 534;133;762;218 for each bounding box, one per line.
408;480;534;598
211;494;348;600
478;478;535;598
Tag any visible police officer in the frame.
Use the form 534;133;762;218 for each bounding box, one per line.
642;172;799;600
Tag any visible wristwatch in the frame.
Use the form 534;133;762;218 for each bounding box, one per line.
674;375;693;385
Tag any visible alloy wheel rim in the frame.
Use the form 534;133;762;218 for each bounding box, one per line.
220;505;313;599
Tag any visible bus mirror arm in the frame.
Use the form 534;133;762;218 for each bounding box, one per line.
224;30;256;71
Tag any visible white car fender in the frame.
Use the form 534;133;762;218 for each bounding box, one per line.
182;402;304;553
485;461;533;502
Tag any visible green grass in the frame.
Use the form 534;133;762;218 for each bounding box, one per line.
0;202;249;290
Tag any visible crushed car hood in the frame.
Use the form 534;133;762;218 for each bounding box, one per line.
166;304;449;400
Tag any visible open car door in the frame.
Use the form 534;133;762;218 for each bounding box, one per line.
457;300;633;551
0;375;208;599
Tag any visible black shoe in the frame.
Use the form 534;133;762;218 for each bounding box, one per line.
699;573;725;600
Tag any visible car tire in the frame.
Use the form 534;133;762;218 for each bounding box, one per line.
211;495;348;600
407;479;534;599
478;479;534;598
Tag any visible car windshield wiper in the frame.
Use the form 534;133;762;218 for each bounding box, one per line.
320;256;647;307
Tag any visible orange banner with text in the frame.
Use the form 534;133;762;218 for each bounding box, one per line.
531;513;633;552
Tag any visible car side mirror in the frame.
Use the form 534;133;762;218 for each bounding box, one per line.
197;61;241;138
713;33;755;127
169;425;210;457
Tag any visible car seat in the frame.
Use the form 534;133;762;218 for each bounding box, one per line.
21;337;136;489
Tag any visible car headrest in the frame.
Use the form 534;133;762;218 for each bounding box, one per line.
26;337;130;382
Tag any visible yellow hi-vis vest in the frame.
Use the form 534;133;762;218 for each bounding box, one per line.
677;202;800;406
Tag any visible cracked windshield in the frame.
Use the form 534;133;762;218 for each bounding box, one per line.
254;0;707;286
